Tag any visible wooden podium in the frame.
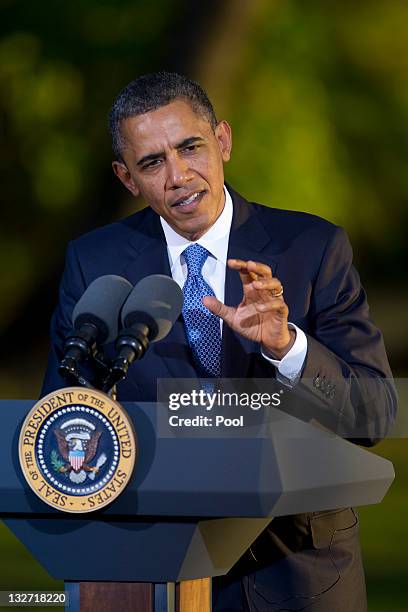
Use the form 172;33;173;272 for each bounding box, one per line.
72;580;210;612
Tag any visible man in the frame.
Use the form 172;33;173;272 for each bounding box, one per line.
43;72;396;611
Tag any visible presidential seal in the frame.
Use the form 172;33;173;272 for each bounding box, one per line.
19;388;137;513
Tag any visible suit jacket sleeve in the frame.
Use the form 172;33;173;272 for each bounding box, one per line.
295;226;397;445
41;241;87;395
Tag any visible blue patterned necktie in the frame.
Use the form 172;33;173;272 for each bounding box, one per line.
182;244;221;377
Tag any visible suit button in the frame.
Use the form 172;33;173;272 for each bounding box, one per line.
329;389;335;399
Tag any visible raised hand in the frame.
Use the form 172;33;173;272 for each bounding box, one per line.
203;259;295;359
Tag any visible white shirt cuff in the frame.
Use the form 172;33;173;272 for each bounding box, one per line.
261;323;307;384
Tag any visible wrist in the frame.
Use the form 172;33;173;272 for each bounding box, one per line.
262;329;296;360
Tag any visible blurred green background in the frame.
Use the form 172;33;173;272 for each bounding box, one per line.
0;0;407;610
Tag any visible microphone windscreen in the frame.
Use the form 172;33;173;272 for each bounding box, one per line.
121;274;183;342
73;275;133;343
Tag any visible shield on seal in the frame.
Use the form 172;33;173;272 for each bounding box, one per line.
69;449;85;471
61;418;95;472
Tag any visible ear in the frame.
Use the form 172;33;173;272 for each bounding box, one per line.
215;120;232;162
112;161;140;197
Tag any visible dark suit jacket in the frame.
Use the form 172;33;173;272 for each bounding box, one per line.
43;186;396;441
42;187;396;605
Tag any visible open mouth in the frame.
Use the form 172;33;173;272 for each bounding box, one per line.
171;190;206;210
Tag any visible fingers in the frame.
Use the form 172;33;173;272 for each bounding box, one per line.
252;279;283;295
228;259;284;298
203;295;235;325
255;301;288;317
227;259;257;284
228;259;272;282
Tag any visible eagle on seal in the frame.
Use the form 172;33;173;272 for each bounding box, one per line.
54;428;102;474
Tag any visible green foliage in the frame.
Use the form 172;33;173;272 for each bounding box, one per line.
50;450;64;472
358;439;408;611
221;1;408;254
0;0;179;329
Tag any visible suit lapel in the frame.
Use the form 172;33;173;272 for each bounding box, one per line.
123;208;171;284
123;210;197;380
221;188;277;378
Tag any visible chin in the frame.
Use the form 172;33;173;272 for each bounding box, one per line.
179;217;211;239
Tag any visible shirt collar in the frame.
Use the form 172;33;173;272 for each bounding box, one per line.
160;185;233;269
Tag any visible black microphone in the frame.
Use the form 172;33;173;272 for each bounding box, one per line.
103;275;183;390
59;275;133;384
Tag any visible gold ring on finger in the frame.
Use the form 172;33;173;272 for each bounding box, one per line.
271;286;284;298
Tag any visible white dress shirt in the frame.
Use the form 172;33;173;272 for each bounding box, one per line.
160;186;307;383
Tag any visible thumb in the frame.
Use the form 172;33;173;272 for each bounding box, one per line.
203;296;235;325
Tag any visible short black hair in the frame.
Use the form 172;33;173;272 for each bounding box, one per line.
108;71;218;161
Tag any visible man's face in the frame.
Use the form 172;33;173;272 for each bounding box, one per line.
112;100;232;241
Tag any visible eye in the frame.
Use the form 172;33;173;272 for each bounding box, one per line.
182;144;200;154
142;159;162;170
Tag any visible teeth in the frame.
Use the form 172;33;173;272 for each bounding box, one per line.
178;192;200;206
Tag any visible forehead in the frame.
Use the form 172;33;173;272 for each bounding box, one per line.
121;100;212;153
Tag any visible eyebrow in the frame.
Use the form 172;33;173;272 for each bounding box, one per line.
136;136;205;166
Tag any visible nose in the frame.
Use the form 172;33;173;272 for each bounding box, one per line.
166;153;194;190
